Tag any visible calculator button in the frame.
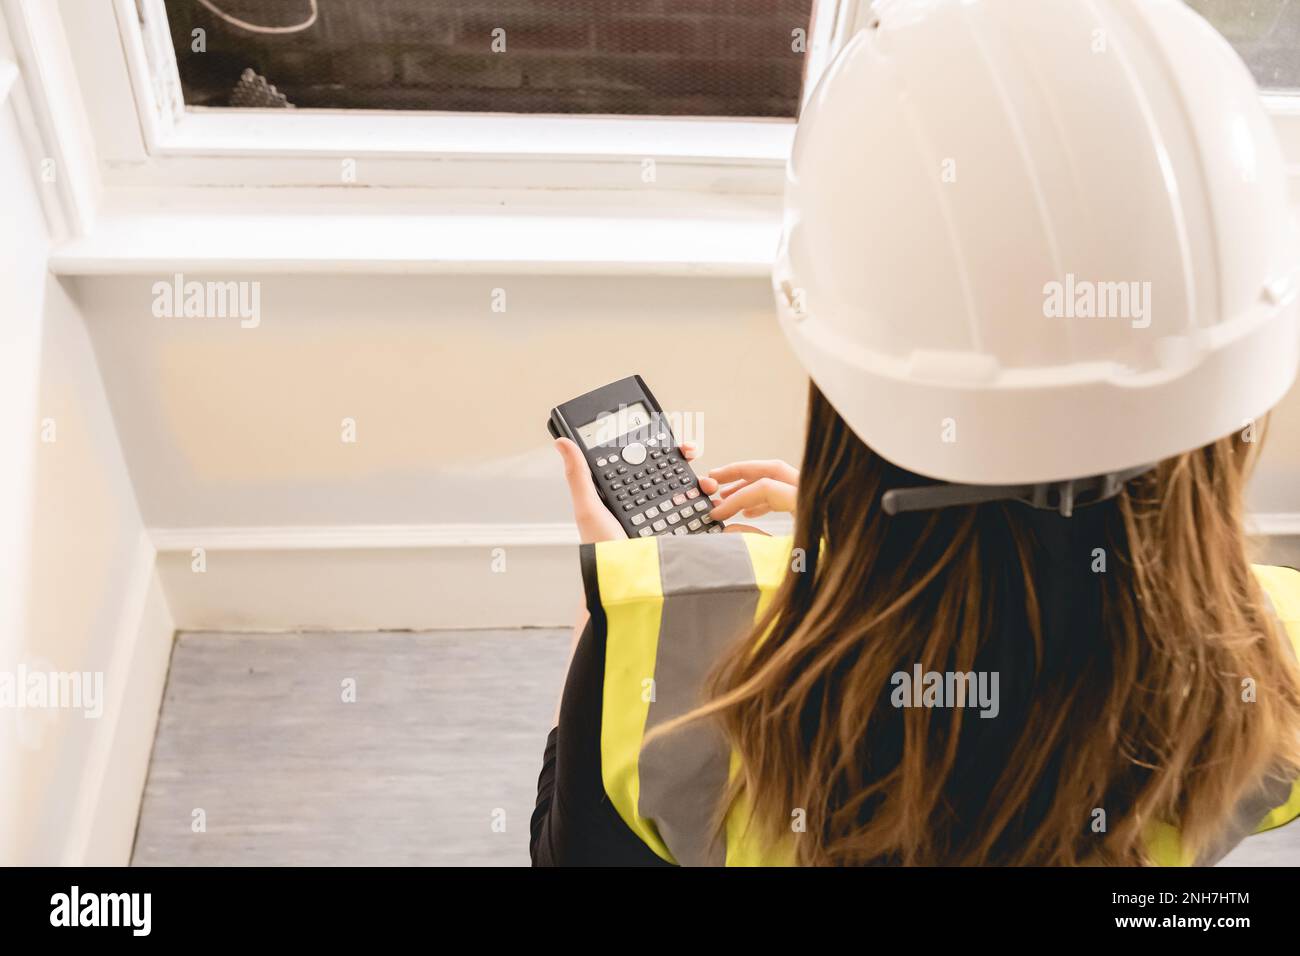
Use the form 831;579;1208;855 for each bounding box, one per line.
639;528;654;537
631;514;645;526
679;475;693;486
617;466;628;474
610;481;622;490
646;506;659;518
596;458;607;467
673;526;688;535
635;496;647;506
666;513;681;525
686;488;700;499
604;471;615;480
654;483;669;496
622;443;648;466
658;433;668;441
672;493;687;506
646;438;657;447
687;519;702;531
609;454;620;463
707;525;722;533
652;519;667;532
641;481;653;490
694;501;709;513
633;471;645;479
680;508;693;520
701;514;713;524
650;451;662;459
622;503;635;512
674;466;685;474
616;491;629;501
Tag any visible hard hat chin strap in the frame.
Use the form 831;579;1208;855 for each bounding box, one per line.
880;463;1156;519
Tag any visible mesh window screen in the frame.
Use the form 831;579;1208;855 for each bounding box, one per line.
1185;0;1300;92
163;0;815;116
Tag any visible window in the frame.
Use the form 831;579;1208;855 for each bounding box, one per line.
1186;0;1300;92
162;0;816;117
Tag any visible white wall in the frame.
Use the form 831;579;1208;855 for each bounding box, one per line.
69;268;1300;529
0;83;173;865
71;272;810;529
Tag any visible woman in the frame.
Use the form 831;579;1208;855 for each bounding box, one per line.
532;0;1300;866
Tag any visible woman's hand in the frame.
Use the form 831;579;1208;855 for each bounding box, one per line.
555;438;719;544
706;460;800;528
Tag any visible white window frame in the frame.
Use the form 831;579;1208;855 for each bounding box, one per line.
9;0;1300;274
104;0;855;192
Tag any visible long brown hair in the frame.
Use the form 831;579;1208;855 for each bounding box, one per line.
690;383;1300;865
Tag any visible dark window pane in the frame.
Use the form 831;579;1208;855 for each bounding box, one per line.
164;0;814;117
1185;0;1300;92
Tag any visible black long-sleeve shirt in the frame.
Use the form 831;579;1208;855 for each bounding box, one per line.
530;617;669;866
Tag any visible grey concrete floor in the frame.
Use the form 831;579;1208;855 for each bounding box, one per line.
132;629;570;866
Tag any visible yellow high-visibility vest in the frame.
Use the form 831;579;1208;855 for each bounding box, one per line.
583;533;1300;866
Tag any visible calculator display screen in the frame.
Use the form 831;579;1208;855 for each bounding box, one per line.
576;402;652;449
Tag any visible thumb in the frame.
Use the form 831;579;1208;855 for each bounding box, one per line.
555;438;603;513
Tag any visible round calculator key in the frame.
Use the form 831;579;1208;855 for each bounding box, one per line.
609;454;620;463
622;443;648;466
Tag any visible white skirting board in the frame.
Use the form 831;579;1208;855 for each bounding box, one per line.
61;530;176;866
147;516;1296;634
150;524;590;632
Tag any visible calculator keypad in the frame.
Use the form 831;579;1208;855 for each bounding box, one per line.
592;430;722;537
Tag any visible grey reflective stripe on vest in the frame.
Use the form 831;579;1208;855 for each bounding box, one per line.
637;533;760;867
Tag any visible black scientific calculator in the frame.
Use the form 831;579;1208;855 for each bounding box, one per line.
548;376;722;539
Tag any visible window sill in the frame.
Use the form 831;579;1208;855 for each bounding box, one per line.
47;191;783;278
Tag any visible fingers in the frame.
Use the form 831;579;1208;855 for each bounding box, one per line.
708;459;799;487
697;475;719;495
707;477;797;521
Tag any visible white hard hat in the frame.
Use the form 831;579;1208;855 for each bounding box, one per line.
774;0;1300;487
